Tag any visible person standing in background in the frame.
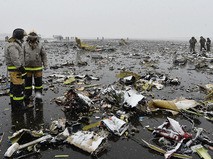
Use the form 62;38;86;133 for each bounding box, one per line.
206;38;211;52
199;36;206;51
189;37;197;53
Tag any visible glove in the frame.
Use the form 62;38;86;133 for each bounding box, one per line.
18;66;27;79
18;66;25;73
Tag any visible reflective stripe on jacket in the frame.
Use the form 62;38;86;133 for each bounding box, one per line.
25;66;43;71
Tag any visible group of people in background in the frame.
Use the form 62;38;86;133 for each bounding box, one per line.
4;28;47;113
189;36;211;53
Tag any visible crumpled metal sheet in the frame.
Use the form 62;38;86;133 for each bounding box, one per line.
148;99;178;111
119;76;136;85
123;89;145;108
55;93;92;106
9;129;44;144
164;139;184;159
49;118;66;135
167;117;185;136
66;131;106;154
77;93;93;106
152;117;194;158
141;139;192;159
101;116;129;136
148;97;199;112
153;117;192;141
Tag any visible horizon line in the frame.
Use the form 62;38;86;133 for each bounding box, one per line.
0;33;212;41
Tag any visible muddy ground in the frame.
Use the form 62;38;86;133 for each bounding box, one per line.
0;39;213;159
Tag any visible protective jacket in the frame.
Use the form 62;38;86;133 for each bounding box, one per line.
206;39;211;45
206;39;211;51
4;38;24;70
23;40;47;103
199;38;206;45
23;41;47;71
189;38;197;46
4;37;25;111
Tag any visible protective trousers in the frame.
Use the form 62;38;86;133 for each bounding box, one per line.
190;44;195;52
25;70;43;102
200;44;206;51
9;71;25;112
207;44;211;52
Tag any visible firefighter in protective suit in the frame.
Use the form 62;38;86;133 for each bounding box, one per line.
4;28;27;112
23;32;47;106
206;38;211;52
199;36;206;51
189;37;197;53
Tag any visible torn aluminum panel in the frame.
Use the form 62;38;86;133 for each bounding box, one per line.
101;86;121;95
8;129;44;144
119;76;136;85
52;128;71;142
77;93;93;106
66;131;107;154
141;139;192;159
167;117;185;136
5;135;52;158
152;81;164;90
123;89;145;108
153;117;192;141
164;139;184;159
101;116;129;136
174;98;199;110
55;90;92;107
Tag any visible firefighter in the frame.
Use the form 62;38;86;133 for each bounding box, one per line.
4;28;27;112
199;36;206;51
206;38;211;52
189;37;197;53
23;31;48;106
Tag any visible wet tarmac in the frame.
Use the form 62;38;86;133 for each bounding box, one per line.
0;39;213;158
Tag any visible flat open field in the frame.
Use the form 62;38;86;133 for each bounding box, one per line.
0;39;213;159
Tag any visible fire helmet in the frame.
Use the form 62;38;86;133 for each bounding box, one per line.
12;28;27;40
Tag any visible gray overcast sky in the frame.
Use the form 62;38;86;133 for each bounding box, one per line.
1;0;213;39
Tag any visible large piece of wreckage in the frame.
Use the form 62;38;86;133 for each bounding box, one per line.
4;122;108;158
141;117;212;159
75;37;116;52
55;88;92;114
